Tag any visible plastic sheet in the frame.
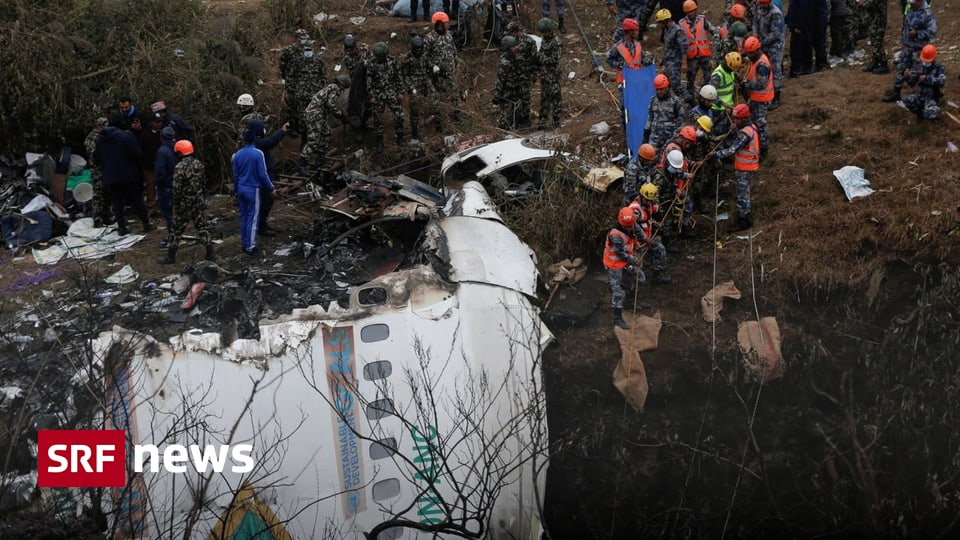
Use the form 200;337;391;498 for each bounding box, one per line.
833;166;875;202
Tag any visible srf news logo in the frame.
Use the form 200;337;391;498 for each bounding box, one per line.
38;430;254;488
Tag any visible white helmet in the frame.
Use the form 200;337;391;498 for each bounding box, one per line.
699;84;717;101
236;93;254;107
667;149;685;169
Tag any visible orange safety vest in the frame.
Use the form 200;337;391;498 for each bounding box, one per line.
719;24;728;40
680;16;712;59
615;41;644;84
603;228;636;269
747;53;774;102
628;199;656;240
657;141;684;169
734;124;760;171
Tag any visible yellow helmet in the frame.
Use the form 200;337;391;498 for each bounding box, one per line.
655;9;672;23
696;116;713;133
640;182;659;201
725;51;742;70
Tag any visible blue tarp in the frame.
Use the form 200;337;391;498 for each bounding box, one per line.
622;65;656;159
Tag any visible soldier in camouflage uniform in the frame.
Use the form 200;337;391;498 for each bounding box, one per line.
236;93;265;148
401;35;434;142
494;36;525;130
657;9;690;103
291;41;327;148
301;75;350;170
158;140;213;264
899;44;945;120
716;20;748;65
507;21;540;129
343;34;372;141
857;0;889;74
537;18;563;130
84;117;113;226
645;73;687;152
365;42;406;152
425;12;460;130
623;143;658;206
280;29;310;135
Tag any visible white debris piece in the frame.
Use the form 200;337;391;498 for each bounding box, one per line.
833;166;875;202
589;121;611;135
104;265;139;285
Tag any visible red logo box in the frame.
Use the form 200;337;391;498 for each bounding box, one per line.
38;430;126;488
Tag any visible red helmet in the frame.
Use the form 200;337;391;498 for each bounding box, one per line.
682;0;698;13
733;103;751;119
919;44;937;62
654;73;670;89
618;207;637;228
729;4;746;19
679;126;697;142
638;143;656;161
758;0;771;4
621;18;640;32
743;36;761;53
174;140;194;156
431;12;449;24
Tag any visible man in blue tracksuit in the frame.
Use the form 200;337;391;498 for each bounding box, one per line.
232;126;275;255
248;119;291;236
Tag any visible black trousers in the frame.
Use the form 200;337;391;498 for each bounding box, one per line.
109;181;149;231
443;0;459;20
411;0;429;18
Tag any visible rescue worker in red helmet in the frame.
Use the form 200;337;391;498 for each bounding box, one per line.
706;103;759;232
629;182;672;285
645;73;686;152
606;18;654;126
603;207;649;329
623;143;658;206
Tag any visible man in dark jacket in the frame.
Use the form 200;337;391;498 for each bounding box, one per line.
94;115;155;236
140;112;164;217
154;127;177;249
151;101;196;142
249;119;291;236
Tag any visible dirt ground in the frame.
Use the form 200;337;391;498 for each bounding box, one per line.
3;0;960;537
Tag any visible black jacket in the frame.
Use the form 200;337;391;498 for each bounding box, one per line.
94;127;142;186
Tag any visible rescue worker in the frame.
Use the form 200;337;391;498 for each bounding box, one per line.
658;8;691;104
425;12;461;129
507;21;539;129
629;182;672;285
706;103;759;232
292;40;327;148
154;126;177;250
158;140;212;264
84;117;113;227
644;73;686;152
654;131;696;250
709;51;742;137
281;30;311;137
343;34;372;140
741;36;773;159
232;127;276;256
753;0;785;109
606;0;647;41
301;75;350;171
494;36;525;130
236;93;264;147
858;0;890;74
661;147;697;239
604;207;645;329
688;84;716;125
365;42;406;153
606;18;655;125
537;18;563;130
401;35;434;142
899;44;946;121
542;0;566;33
679;1;720;99
882;0;937;103
623;143;658;206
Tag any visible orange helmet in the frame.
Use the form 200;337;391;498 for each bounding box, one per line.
431;12;449;24
618;207;637;228
654;73;670;89
638;143;656;161
679;126;697;142
758;0;771;3
743;36;761;53
733;104;751;119
622;18;640;31
729;4;746;19
683;0;698;13
919;44;937;63
174;140;194;156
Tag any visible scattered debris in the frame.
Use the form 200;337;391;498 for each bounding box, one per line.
33;218;145;264
833;165;875;202
701;281;741;323
948;142;959;153
581;166;624;192
737;317;785;381
589;121;611;135
613;311;663;411
104;265;138;285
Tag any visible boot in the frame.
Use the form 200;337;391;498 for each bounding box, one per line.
205;244;215;262
882;88;901;103
558;16;566;34
728;213;753;233
613;308;630;330
374;134;384;154
157;245;177;265
768;90;781;111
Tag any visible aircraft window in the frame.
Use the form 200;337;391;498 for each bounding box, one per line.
361;323;390;343
366;399;396;420
363;361;393;381
358;287;388;306
372;478;401;502
369;438;398;460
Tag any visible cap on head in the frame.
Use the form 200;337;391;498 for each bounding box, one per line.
96;116;109;127
295;28;309;41
161;126;176;140
743;36;761;53
506;21;523;33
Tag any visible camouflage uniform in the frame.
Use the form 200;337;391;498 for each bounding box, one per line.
401;46;435;140
607;0;647;41
494;49;526;130
725;0;755;27
604;227;640;309
280;44;302;132
513;31;540;128
365;55;405;142
538;32;563;127
892;2;937;94
622;156;655;206
170;155;211;251
630;199;669;278
344;44;372;133
661;22;690;102
292;54;327;141
301;83;345;166
901;60;945;120
645;91;686;151
744;54;772;149
679;14;720;95
860;0;887;66
237;110;266;148
714;123;760;217
84;121;113;226
424;29;459;127
753;3;785;92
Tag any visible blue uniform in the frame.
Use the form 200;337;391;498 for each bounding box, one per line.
153;141;177;229
232;145;274;252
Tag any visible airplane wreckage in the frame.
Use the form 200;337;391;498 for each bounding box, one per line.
78;138;578;540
